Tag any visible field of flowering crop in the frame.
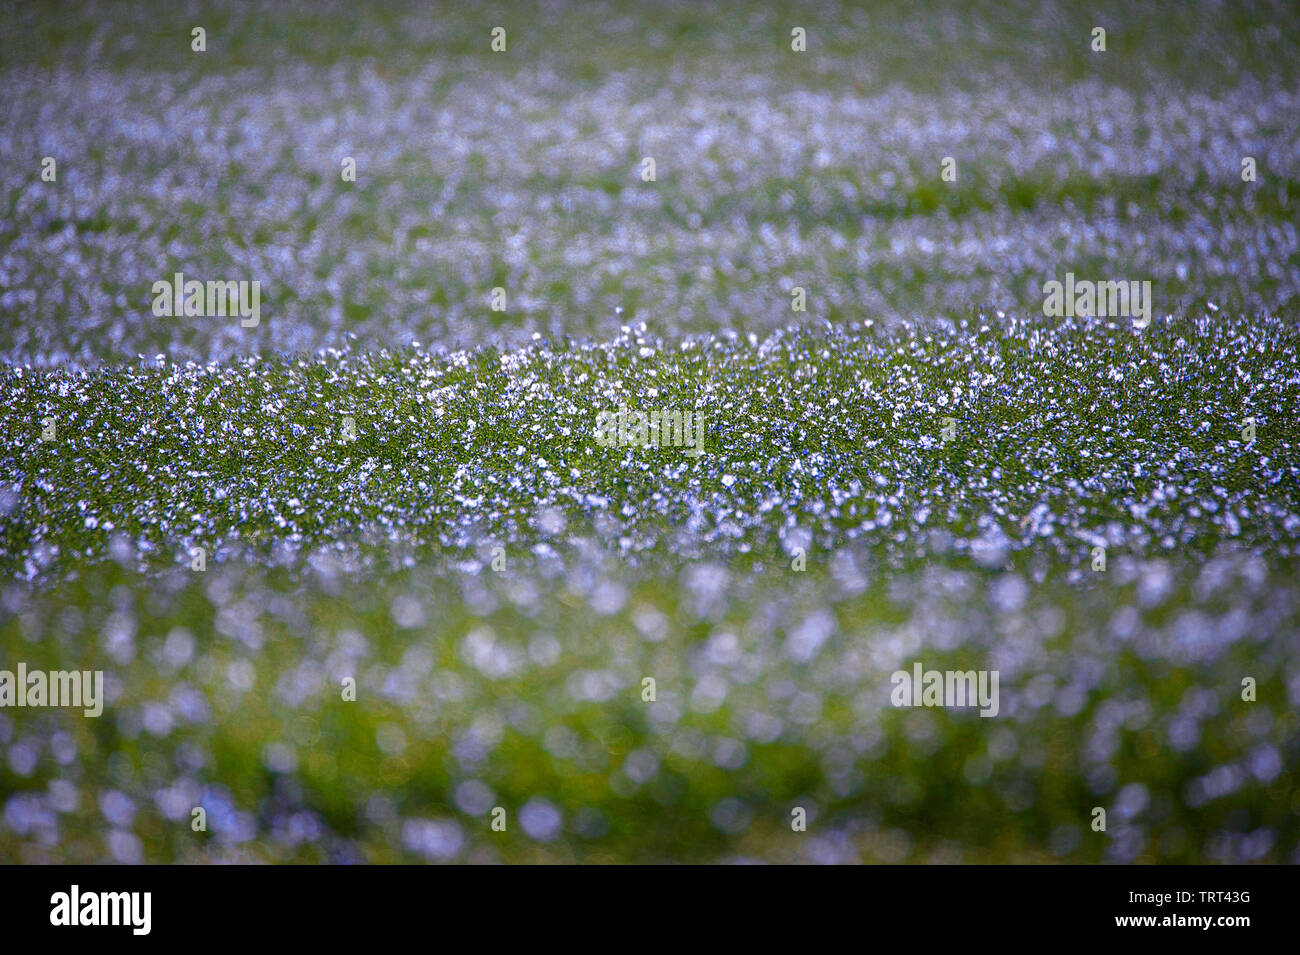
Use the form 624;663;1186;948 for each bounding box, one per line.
1;0;1298;864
